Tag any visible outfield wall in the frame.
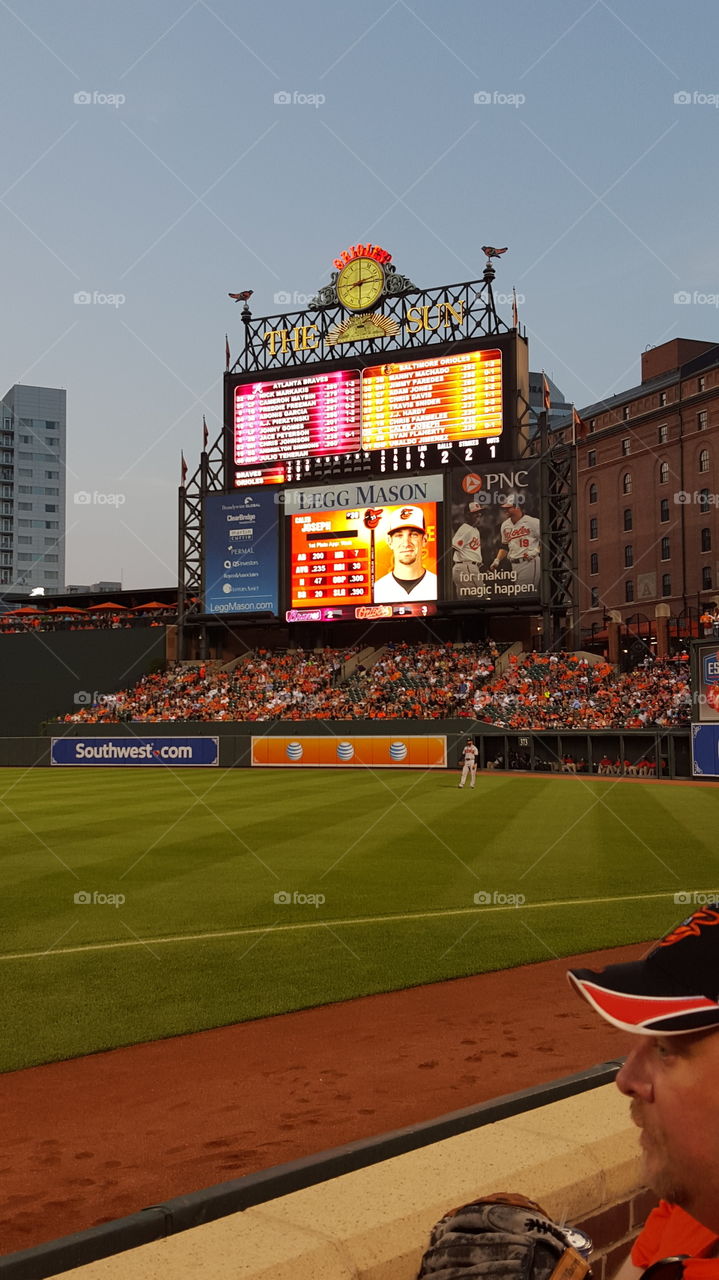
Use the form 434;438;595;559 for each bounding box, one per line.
0;631;167;736
39;721;693;777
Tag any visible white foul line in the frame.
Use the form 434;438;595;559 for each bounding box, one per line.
0;890;691;962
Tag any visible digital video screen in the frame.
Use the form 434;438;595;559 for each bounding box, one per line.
286;475;442;620
361;349;502;450
234;369;361;467
231;348;503;473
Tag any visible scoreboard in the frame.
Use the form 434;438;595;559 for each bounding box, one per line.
291;511;372;608
229;344;508;486
234;369;361;467
361;350;502;450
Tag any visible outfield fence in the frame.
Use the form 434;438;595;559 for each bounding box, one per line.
31;722;694;777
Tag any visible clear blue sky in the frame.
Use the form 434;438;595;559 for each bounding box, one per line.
2;0;717;588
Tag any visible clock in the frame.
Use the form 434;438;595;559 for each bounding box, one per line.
336;256;386;312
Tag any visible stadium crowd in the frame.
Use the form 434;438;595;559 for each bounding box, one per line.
59;642;691;729
470;651;691;729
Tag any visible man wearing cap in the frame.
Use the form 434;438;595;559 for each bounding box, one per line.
568;903;719;1269
374;506;438;603
490;494;541;588
458;737;479;789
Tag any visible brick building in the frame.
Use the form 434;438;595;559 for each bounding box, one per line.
573;338;719;648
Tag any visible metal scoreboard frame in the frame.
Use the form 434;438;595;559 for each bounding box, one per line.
179;247;577;651
223;330;528;489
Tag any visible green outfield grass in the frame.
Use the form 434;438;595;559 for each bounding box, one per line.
1;767;718;1072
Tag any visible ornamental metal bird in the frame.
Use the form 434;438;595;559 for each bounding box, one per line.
481;246;508;259
228;290;254;302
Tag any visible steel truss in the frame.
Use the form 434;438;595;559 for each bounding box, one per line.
539;425;579;649
230;266;509;375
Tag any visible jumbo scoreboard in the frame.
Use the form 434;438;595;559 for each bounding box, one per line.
226;340;515;488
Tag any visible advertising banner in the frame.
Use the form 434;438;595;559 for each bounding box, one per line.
448;461;542;605
252;735;447;768
692;641;719;723
204;490;279;616
51;737;220;767
692;724;719;776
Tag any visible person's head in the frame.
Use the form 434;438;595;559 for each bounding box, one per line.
568;905;719;1230
385;507;428;580
499;493;523;522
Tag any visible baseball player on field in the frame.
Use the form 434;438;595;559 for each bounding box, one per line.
458;737;478;789
490;493;541;588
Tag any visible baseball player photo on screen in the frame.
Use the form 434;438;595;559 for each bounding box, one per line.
449;463;542;604
373;503;439;604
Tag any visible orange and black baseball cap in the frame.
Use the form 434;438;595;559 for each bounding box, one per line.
568;903;719;1035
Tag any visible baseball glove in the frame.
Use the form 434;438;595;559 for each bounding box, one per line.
417;1191;592;1280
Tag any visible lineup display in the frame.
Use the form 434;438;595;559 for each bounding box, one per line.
286;475;442;621
234;369;361;467
232;349;503;471
362;350;502;450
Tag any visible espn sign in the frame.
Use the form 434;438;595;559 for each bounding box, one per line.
703;652;719;685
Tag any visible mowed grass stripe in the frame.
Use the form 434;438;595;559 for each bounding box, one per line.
0;888;704;961
1;769;718;1070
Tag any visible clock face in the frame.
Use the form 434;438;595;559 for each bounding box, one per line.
336;257;386;312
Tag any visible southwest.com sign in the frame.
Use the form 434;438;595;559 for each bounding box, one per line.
50;737;219;767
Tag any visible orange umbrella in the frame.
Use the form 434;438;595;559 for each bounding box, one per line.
86;602;128;611
46;606;87;614
129;601;174;610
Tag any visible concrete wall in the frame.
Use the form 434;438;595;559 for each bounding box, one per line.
47;1084;648;1280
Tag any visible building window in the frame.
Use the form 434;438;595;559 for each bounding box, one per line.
44;504;57;513
624;508;633;531
659;461;669;485
699;376;706;393
658;424;668;444
662;573;671;597
659;391;668;407
589;482;598;504
589;418;596;433
624;545;634;567
700;488;711;513
587;450;596;468
625;580;634;602
622;437;631;455
660;498;670;522
623;406;630;421
702;527;712;553
590;553;599;575
661;536;671;560
590;587;599;607
622;472;632;494
17;536;31;545
698;411;708;431
589;517;598;540
703;566;713;590
699;449;710;473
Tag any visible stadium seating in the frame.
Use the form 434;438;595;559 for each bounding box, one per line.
57;644;690;729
